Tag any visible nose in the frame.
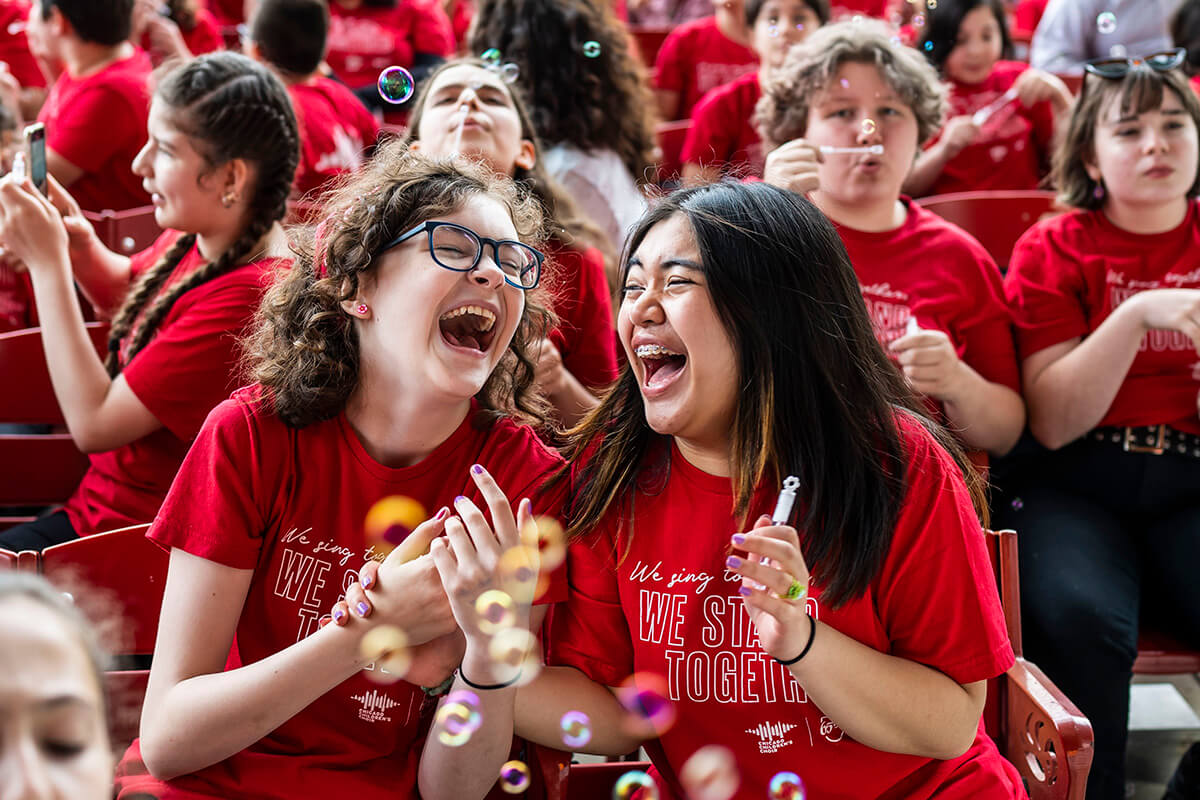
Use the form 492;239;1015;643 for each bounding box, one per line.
131;140;151;178
1143;125;1169;153
469;246;506;288
624;285;665;327
3;738;56;800
456;86;482;111
854;113;882;145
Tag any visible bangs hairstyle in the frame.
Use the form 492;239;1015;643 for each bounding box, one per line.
744;0;830;26
560;181;985;608
245;143;555;429
756;18;947;151
918;0;1013;72
1053;67;1200;210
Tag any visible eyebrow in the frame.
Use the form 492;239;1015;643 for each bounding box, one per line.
432;81;504;96
627;256;704;271
38;694;94;712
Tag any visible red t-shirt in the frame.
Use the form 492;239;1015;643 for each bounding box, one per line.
113;390;567;800
446;0;472;52
549;416;1020;799
326;1;454;90
0;264;33;331
63;231;283;536
202;0;242;25
1013;0;1049;37
830;0;888;17
653;16;758;121
1006;203;1200;436
682;71;764;179
140;7;223;59
37;49;152;212
835;198;1021;420
0;0;44;88
289;75;380;200
543;240;618;393
924;62;1056;196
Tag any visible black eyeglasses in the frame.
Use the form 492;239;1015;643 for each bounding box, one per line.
1084;47;1187;79
382;220;544;290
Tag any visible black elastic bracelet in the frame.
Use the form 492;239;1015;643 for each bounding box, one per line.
456;667;520;691
775;614;816;666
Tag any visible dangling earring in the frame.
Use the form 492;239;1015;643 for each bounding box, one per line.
356;303;369;316
1092;180;1106;201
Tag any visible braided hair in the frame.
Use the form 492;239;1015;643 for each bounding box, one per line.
104;51;299;376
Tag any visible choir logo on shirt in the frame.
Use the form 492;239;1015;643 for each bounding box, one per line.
351;689;401;723
744;720;798;754
859;282;912;347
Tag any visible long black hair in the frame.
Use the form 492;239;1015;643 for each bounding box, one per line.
918;0;1013;73
105;52;299;376
561;181;985;608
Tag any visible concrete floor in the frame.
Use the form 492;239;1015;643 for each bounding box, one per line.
1128;673;1200;800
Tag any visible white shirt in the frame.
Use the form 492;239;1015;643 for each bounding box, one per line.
1030;0;1179;74
542;143;649;256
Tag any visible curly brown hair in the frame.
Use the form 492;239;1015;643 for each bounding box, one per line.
246;142;556;430
756;18;947;151
466;0;658;185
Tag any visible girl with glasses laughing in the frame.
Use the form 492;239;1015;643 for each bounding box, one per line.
998;46;1200;800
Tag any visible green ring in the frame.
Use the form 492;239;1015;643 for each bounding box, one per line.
784;579;807;601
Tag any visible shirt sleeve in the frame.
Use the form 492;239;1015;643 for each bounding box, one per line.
122;266;271;441
405;0;454;56
951;248;1022;393
1004;220;1090;358
653;28;687;92
46;83;142;173
874;421;1015;685
1029;0;1090;73
547;529;636;687
147;397;276;570
680;89;733;168
548;246;618;392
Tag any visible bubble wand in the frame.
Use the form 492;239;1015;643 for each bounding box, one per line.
818;144;883;155
971;87;1019;127
451;104;470;156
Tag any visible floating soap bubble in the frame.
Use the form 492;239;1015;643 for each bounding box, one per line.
613;770;659;800
913;13;925;26
768;23;780;36
1096;11;1116;35
488;627;540;684
377;66;415;105
475;589;517;634
364;495;427;559
482;47;502;65
359;624;411;683
1010;497;1024;511
583;40;601;58
498;760;531;793
498;62;520;84
923;40;933;51
560;710;592;748
521;515;566;571
768;771;806;800
861;118;877;135
679;745;739;800
1109;44;1127;57
616;673;676;736
926;0;937;8
434;691;482;746
498;544;540;601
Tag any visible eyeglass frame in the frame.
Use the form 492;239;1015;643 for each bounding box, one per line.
1083;47;1188;80
379;220;545;290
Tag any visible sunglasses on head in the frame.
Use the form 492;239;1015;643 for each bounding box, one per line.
1084;47;1187;79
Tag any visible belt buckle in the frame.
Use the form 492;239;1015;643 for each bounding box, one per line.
1123;425;1166;455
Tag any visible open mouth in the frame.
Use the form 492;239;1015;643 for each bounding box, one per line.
439;304;497;353
636;344;687;389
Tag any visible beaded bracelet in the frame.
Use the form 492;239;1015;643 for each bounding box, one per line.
775;614;816;666
456;667;521;691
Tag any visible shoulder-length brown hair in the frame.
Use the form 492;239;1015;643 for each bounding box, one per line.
1053;66;1200;210
245;143;554;429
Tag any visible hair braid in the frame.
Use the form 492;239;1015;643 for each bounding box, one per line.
106;52;299;375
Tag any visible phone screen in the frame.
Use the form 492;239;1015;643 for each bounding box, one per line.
24;122;46;196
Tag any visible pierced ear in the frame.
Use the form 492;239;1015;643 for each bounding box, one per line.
514;140;536;171
340;297;370;318
408;139;423;153
225;157;252;203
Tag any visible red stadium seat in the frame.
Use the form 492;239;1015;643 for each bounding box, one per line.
655;119;692;186
0;547;14;568
629;25;671;68
85;205;163;257
916;190;1061;270
1133;629;1200;676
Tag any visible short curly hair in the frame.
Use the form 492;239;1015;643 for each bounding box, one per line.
756;18;947;151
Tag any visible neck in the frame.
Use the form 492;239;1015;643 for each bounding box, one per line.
714;6;750;46
674;436;731;477
196;218;276;264
1101;195;1190;235
812;192;907;233
64;40;132;78
345;374;471;468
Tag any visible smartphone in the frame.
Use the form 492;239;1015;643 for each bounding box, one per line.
23;122;46;196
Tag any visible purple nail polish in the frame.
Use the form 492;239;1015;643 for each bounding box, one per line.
731;533;746;546
356;601;369;616
360;574;373;589
726;555;742;568
738;586;752;597
454;495;467;505
472;464;484;475
333;609;346;622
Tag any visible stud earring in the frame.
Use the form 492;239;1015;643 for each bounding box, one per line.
221;191;238;208
356;303;369;315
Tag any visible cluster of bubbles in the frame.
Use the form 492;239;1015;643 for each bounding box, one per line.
1096;11;1117;35
680;745;739;800
377;66;415;105
768;771;807;800
481;48;521;84
498;760;531;793
614;770;660;799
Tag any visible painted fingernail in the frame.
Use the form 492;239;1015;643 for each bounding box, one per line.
333;609;346;622
738;586;752;597
472;464;484;475
435;506;449;521
318;614;332;628
356;601;369;616
731;533;746;546
360;573;373;589
454;495;467;505
726;555;742;568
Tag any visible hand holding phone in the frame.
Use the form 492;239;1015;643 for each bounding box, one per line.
23;122;46;196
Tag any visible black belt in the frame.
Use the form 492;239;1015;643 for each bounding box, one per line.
1089;424;1200;458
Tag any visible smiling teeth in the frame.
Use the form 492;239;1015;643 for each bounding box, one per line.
440;305;496;331
636;344;682;359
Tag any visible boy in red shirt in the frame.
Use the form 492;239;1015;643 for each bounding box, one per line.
247;0;379;199
653;0;759;121
27;0;151;211
682;0;827;182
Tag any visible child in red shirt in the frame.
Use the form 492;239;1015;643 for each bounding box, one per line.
999;57;1200;799
653;0;759;121
758;19;1025;457
0;0;45;88
112;145;567;800
907;0;1071;197
410;179;1022;799
682;0;827;182
405;58;619;428
247;0;379;200
0;52;300;552
26;0;152;212
134;0;224;63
